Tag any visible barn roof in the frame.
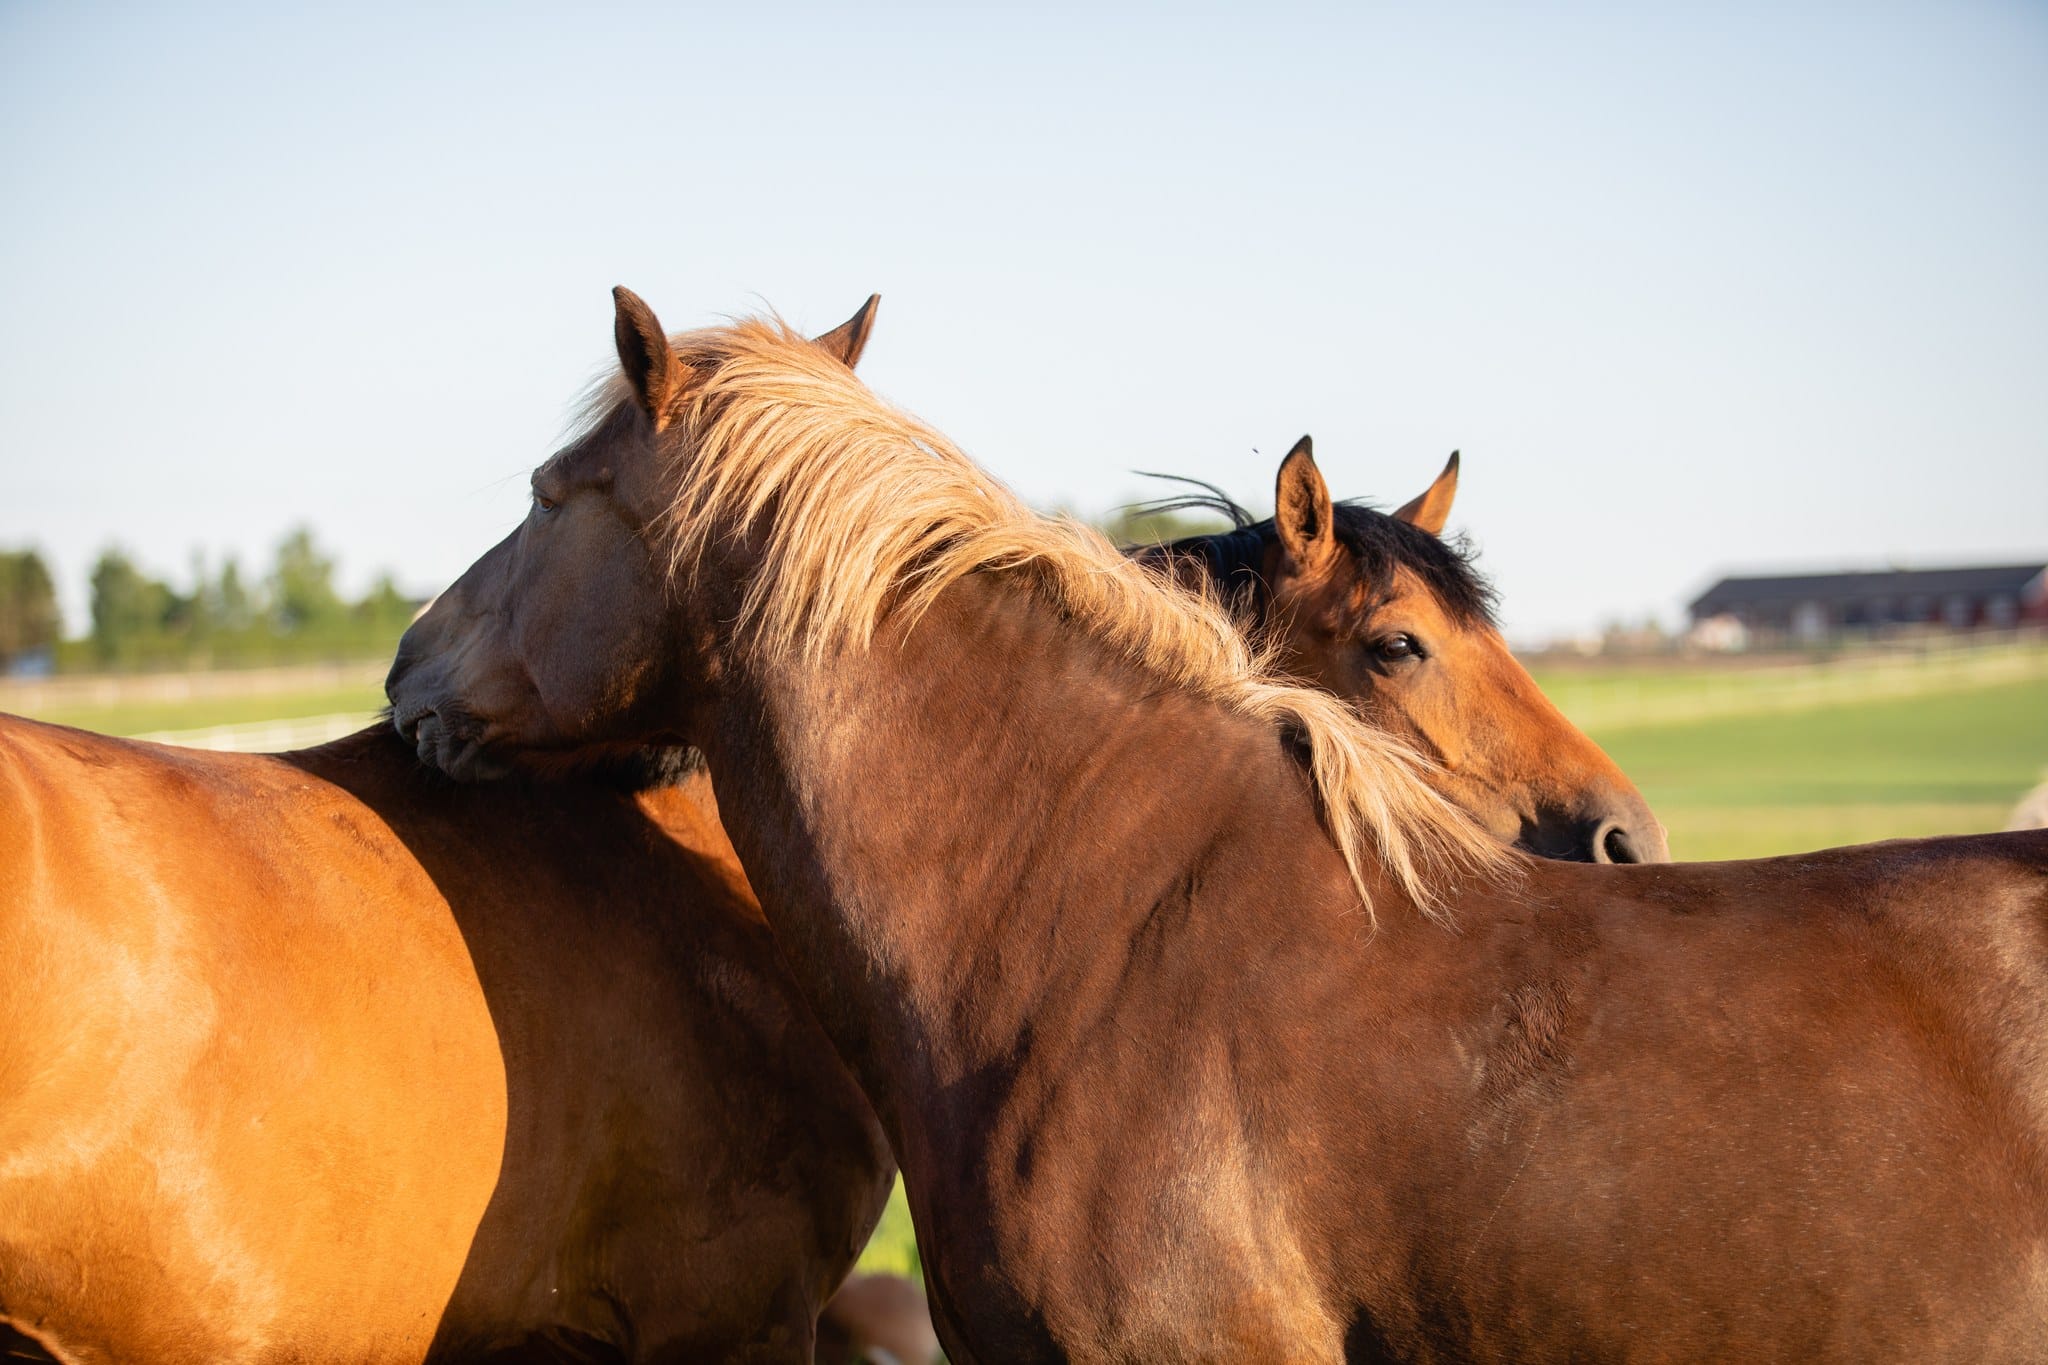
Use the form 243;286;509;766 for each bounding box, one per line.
1689;563;2048;616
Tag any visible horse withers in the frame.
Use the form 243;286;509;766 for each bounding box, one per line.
1137;439;1666;863
391;289;2048;1362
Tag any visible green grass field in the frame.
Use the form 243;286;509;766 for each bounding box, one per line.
1585;678;2046;860
21;682;386;738
9;646;2045;1282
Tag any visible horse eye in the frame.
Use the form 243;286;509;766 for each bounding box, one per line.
533;493;558;515
1374;633;1422;663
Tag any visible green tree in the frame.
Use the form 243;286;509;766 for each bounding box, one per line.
216;557;254;631
355;572;416;629
88;549;175;664
269;526;342;632
68;531;411;672
192;553;257;635
0;549;61;666
1097;502;1233;550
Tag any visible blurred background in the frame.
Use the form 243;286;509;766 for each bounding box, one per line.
2;0;2045;1284
4;0;2044;833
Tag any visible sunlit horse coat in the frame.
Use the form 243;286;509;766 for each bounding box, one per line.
0;720;892;1363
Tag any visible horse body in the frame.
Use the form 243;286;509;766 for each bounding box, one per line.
0;719;893;1363
0;720;503;1362
1419;840;2048;1362
715;574;2048;1362
386;294;2048;1361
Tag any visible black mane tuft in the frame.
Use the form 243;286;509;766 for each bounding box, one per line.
1129;487;1498;626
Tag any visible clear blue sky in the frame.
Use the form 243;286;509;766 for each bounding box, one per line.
3;1;2043;642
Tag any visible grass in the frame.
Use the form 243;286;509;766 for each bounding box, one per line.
1581;677;2047;860
1528;636;2048;731
855;1182;925;1283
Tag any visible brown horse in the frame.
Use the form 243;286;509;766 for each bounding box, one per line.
0;298;1638;1365
1135;442;1665;863
391;290;2048;1362
0;724;890;1365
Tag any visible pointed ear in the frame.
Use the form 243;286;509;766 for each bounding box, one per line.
813;294;881;370
1274;435;1338;578
612;286;685;428
1392;450;1460;537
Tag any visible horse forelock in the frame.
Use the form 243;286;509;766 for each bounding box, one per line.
605;315;1514;920
1330;503;1499;628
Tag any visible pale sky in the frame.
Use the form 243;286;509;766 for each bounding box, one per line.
3;1;2043;643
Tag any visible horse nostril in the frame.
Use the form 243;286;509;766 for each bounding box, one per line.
1599;825;1641;865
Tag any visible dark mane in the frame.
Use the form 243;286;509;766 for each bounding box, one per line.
1121;484;1271;610
1135;489;1498;627
1328;503;1498;625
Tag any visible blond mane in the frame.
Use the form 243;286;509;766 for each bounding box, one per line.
628;317;1514;921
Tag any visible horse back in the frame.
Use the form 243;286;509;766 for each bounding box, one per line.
2;718;893;1361
1390;832;2048;1362
0;714;506;1362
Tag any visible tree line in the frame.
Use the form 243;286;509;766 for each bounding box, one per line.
1;501;1227;677
0;528;418;675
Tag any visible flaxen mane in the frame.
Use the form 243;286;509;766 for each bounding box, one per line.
597;318;1515;920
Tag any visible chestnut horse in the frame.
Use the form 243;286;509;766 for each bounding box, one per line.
1;304;898;1365
0;720;892;1363
1136;441;1664;863
391;290;2048;1362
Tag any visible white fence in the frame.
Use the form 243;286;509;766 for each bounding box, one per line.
131;711;382;753
0;662;386;715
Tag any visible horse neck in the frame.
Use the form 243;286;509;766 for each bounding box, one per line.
700;568;1389;1168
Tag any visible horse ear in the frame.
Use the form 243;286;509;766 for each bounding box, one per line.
612;286;684;428
1274;435;1338;578
1392;451;1460;537
813;294;881;370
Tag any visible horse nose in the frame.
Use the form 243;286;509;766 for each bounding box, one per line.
1590;812;1670;864
1593;820;1640;864
384;638;446;745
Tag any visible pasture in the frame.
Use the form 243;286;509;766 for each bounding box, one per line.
8;638;2044;1286
1534;638;2048;860
1593;679;2047;859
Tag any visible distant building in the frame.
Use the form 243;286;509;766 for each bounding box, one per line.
1688;563;2048;643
